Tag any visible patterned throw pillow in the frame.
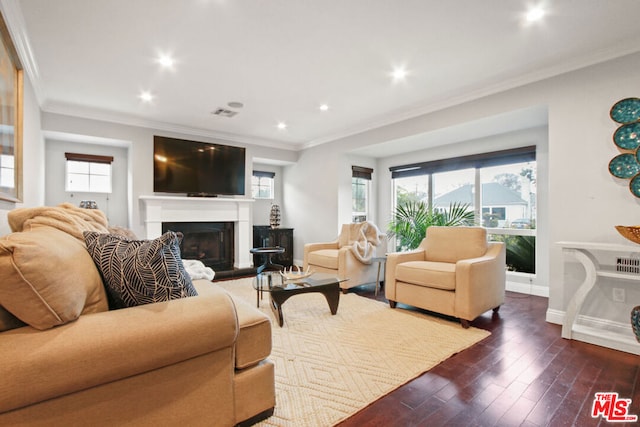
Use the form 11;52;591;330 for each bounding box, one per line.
83;231;198;309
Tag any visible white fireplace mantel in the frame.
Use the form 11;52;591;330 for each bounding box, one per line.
139;195;255;269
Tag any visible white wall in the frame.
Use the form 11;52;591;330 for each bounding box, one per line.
44;139;129;227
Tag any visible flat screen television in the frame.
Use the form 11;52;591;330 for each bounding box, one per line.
153;136;246;196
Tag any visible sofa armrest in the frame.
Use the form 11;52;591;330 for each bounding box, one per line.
455;242;506;320
303;241;339;268
384;249;426;301
0;288;239;413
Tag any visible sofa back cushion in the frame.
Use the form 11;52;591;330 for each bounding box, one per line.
422;226;488;263
0;225;109;330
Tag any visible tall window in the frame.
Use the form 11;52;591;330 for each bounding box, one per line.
65;152;113;193
252;170;275;199
352;166;373;222
391;146;536;273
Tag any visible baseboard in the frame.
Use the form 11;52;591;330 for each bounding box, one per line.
545;309;640;355
506;280;549;297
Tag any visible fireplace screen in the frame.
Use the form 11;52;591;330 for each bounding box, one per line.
162;222;234;271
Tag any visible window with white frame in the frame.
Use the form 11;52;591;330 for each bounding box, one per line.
65;152;113;193
352;166;373;222
252;170;275;199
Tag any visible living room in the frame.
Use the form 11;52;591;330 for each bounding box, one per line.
1;0;640;425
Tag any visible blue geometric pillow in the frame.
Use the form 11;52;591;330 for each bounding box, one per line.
83;231;197;309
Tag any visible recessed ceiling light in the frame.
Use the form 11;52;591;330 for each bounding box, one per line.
228;101;244;109
319;104;329;112
277;122;287;130
157;54;175;69
139;91;154;102
526;5;545;22
392;67;408;81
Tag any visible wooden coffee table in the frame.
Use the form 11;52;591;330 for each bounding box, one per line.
253;272;348;327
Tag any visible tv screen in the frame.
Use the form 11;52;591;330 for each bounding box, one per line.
153;136;246;196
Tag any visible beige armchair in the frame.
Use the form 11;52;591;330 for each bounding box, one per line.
385;226;505;328
304;222;386;292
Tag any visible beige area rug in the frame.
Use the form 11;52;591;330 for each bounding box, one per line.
216;279;490;427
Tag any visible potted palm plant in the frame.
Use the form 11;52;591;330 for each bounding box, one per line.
387;201;475;251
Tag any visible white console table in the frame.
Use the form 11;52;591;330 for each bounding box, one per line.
557;241;640;355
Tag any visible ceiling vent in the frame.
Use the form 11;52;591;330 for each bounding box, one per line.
212;108;238;118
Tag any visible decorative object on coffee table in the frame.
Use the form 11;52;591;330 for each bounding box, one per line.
269;204;281;229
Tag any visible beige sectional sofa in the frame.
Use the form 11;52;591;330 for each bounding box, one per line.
0;206;274;426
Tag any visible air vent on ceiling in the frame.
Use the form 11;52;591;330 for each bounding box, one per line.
212;108;238;118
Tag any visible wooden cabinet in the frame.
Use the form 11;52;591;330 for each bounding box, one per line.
253;226;294;268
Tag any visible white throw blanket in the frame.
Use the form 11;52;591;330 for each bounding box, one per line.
347;221;383;264
183;259;215;281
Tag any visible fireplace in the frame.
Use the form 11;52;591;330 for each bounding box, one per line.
163;222;234;271
139;195;254;270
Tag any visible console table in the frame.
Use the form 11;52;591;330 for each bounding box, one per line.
557;241;640;355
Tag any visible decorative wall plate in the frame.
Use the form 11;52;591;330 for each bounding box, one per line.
609;153;640;179
610;97;640;124
630;174;640;198
613;122;640;150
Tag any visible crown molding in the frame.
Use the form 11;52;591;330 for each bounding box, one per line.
42;102;301;152
303;41;640;150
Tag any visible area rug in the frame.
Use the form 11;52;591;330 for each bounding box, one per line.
216;278;490;426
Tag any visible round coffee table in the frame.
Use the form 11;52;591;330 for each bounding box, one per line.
250;246;285;274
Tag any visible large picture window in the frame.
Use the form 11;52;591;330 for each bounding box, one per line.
391;146;536;273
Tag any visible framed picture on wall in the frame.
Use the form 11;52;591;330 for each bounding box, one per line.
0;10;23;202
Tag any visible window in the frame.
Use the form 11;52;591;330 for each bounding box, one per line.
352;166;373;222
390;146;536;273
252;171;275;199
65;152;113;193
0;153;14;189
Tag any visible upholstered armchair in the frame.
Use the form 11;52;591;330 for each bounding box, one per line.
385;226;505;328
304;222;386;292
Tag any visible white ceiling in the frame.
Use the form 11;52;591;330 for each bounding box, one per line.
13;0;640;153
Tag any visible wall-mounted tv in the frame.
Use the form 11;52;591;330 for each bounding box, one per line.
153;136;246;196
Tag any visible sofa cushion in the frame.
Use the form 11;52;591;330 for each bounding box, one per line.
84;231;197;309
423;226;487;263
194;280;272;370
0;225;109;330
307;249;339;270
395;261;456;290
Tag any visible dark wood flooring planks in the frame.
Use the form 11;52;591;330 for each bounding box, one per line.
336;288;640;427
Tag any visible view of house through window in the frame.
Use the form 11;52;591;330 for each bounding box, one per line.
252;171;275;199
65;153;113;193
391;147;536;273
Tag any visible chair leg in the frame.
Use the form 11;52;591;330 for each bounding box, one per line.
389;300;397;308
460;319;470;329
493;306;501;313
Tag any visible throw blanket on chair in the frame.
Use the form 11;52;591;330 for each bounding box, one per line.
8;203;110;240
347;221;383;264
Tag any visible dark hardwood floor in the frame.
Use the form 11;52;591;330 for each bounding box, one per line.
336;287;640;427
